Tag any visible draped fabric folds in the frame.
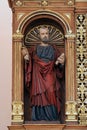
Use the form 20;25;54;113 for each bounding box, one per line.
24;45;64;121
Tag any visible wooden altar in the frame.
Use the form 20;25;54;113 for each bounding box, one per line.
8;124;87;130
8;0;87;130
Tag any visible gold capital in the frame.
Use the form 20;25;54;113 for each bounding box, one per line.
12;31;24;41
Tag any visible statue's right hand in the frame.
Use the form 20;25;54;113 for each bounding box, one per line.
24;54;29;61
22;47;28;55
21;47;29;61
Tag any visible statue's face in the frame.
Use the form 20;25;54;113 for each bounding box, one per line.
39;28;49;43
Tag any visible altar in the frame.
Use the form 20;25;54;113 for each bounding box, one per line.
8;124;87;130
8;0;87;130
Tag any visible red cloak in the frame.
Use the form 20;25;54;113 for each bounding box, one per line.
25;45;64;113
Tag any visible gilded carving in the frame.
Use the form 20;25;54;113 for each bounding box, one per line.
41;0;48;6
12;101;24;123
24;25;64;47
64;13;71;20
17;13;25;21
66;101;77;121
65;31;75;39
67;0;74;6
15;0;23;7
76;14;87;125
13;31;24;41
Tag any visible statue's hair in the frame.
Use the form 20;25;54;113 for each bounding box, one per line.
38;25;49;34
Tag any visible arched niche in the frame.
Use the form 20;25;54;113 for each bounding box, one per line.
18;10;70;34
23;17;65;123
12;11;77;124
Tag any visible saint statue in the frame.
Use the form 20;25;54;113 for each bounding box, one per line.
22;26;65;123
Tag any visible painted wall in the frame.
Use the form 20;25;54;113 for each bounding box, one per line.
0;0;12;130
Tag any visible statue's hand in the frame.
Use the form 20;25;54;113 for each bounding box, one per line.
21;47;29;61
55;53;65;65
55;60;59;65
24;54;29;61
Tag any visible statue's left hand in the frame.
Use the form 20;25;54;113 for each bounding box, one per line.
55;53;65;65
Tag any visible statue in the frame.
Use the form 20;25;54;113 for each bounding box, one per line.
22;26;65;123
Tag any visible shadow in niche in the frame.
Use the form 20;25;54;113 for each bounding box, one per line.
24;121;60;124
24;83;32;121
23;18;65;124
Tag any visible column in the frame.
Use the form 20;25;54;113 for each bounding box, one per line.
65;32;78;124
12;31;24;124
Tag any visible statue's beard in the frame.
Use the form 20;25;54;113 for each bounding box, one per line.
41;36;49;43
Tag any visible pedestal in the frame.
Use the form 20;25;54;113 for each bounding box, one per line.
8;124;87;130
